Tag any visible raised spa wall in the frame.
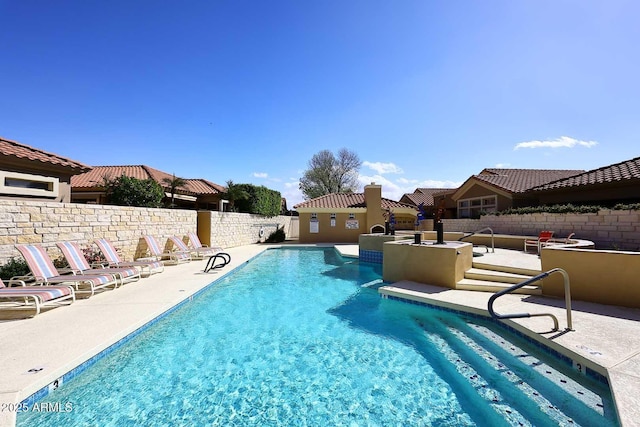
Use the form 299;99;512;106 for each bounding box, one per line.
360;232;640;309
382;239;473;288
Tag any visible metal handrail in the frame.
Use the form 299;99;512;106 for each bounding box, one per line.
488;268;573;332
458;227;495;253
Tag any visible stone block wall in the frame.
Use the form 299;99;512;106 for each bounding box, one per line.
442;210;640;250
0;200;197;264
0;200;296;266
202;211;293;248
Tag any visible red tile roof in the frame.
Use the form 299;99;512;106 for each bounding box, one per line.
401;188;454;206
71;165;224;195
294;193;414;210
0;136;91;172
473;168;585;193
531;157;640;191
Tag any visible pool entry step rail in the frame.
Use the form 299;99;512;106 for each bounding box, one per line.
488;268;573;332
458;227;495;253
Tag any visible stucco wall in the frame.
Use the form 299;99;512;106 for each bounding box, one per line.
0;200;293;265
297;212;368;243
441;210;640;250
541;247;640;309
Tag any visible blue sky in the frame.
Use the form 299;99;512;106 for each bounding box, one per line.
2;1;639;207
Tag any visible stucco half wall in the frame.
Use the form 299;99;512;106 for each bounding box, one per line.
541;246;640;309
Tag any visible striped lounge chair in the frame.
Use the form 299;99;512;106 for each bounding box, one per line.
185;233;231;260
15;244;118;297
56;241;141;286
0;278;75;318
94;238;164;277
168;236;231;269
187;232;225;256
143;235;191;265
182;233;231;271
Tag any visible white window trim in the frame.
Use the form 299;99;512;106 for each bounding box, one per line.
0;171;59;198
458;195;497;218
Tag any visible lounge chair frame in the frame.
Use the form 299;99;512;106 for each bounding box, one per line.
15;244;119;297
0;278;75;317
94;238;164;277
143;235;191;265
56;241;141;286
523;231;554;254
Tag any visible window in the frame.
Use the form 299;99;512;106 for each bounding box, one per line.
458;196;496;218
310;213;319;233
348;213;355;219
0;171;59;198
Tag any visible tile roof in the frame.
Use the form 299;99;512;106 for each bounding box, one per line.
71;165;225;196
531;157;640;191
294;193;414;210
402;188;455;206
473;168;585;193
0;136;91;172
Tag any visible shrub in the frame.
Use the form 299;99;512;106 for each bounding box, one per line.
490;204;605;216
106;175;164;208
265;226;286;243
0;257;30;280
51;246;106;270
229;183;282;217
83;246;107;265
52;256;68;269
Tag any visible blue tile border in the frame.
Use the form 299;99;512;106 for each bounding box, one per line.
381;294;610;387
18;257;258;410
359;249;383;264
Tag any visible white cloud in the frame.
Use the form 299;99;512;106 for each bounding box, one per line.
252;172;268;178
514;136;598;150
494;163;511;168
363;161;404;174
397;177;419;184
281;179;304;208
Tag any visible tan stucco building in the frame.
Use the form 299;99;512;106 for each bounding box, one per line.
0;136;91;203
293;183;417;243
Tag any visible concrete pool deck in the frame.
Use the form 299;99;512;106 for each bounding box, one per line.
1;243;639;426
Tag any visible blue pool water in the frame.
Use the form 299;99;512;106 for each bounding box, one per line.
18;248;618;426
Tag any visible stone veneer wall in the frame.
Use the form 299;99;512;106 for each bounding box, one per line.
0;201;295;266
0;200;198;263
441;209;640;250
201;211;294;248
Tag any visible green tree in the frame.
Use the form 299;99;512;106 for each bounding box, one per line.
162;173;187;208
299;148;361;199
225;180;250;212
106;175;164;207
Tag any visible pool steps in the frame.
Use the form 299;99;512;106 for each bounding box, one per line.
418;316;616;426
457;261;542;295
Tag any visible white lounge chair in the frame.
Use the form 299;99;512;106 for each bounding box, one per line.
94;238;164;277
0;278;75;318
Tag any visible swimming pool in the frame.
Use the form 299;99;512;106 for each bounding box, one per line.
18;247;618;426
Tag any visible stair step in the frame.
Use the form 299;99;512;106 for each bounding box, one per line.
440;320;608;426
421;327;532;425
465;268;534;284
465;323;610;419
472;261;541;277
456;278;542;295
